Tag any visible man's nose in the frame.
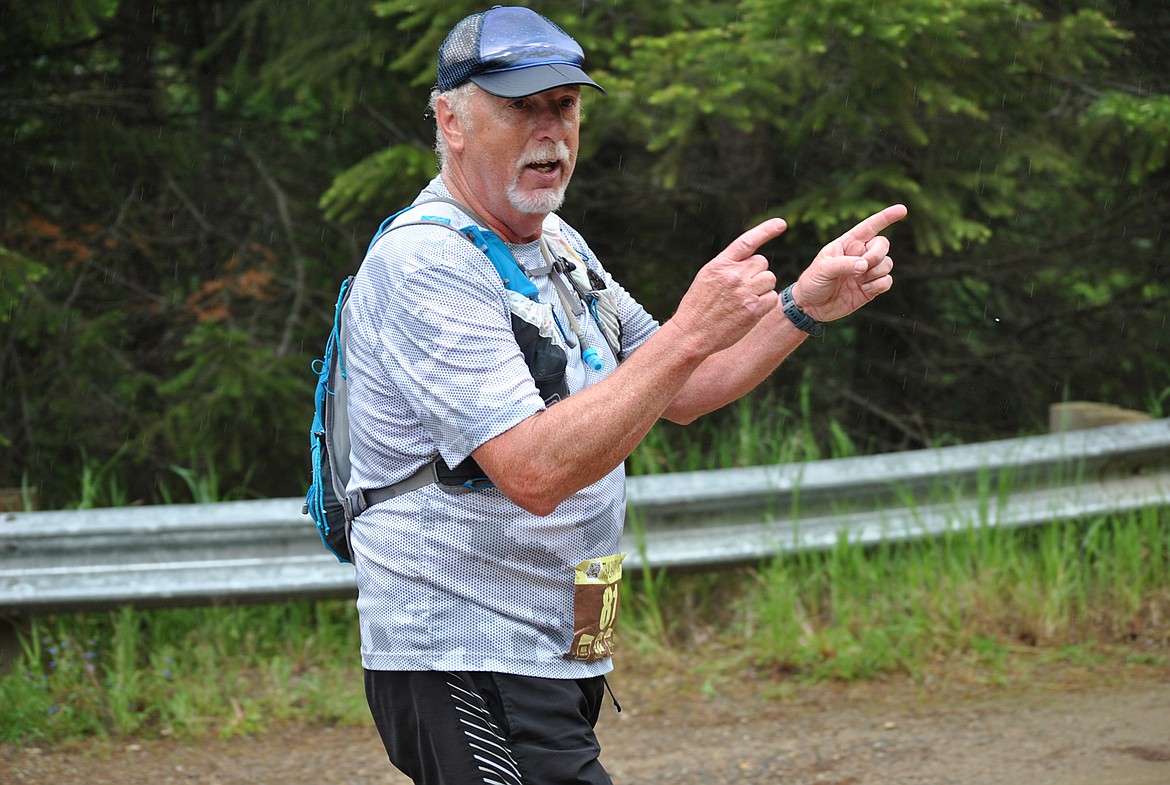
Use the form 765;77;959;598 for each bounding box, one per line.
533;107;571;141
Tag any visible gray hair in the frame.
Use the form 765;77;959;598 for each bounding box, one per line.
430;82;479;171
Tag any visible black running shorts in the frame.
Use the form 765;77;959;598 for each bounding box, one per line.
365;669;614;785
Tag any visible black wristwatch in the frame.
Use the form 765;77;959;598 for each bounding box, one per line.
781;284;824;337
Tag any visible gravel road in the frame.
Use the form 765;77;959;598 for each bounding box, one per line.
4;664;1168;784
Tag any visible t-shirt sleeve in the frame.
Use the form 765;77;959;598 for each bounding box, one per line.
364;232;546;469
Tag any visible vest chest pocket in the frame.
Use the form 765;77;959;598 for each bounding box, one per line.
509;312;569;405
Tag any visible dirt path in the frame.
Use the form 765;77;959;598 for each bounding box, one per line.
4;665;1169;784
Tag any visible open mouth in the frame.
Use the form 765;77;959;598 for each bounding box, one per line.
528;159;561;174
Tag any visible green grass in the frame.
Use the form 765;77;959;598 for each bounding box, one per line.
736;506;1170;681
1;602;367;742
627;387;860;475
3;395;1168;743
11;504;1163;744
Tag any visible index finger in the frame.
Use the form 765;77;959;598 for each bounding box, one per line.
842;204;908;245
720;218;788;262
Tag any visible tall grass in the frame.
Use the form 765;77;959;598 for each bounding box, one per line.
5;514;1167;744
3;395;1168;743
66;450;257;510
730;507;1170;682
1;602;366;742
627;387;858;475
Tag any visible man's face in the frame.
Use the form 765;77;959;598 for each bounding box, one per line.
459;86;582;228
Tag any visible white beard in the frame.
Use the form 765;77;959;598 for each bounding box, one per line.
508;140;572;215
507;181;567;214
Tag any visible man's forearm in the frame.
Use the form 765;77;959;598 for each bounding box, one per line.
662;305;809;424
471;317;708;514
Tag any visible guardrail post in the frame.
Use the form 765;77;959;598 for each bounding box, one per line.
1049;401;1152;432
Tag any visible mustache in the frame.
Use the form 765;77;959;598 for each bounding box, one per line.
516;141;571;170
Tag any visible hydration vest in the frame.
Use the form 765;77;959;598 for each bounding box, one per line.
303;198;621;563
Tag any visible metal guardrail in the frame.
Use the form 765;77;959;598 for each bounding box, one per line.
2;419;1169;615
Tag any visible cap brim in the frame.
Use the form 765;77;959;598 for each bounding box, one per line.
470;64;605;99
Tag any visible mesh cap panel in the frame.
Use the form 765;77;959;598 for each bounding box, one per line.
436;12;487;92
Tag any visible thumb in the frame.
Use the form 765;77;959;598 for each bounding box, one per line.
798;255;867;308
811;255;868;283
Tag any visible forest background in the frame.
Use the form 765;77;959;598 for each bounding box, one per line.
2;0;1168;509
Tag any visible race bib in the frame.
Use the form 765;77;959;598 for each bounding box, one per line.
564;553;626;661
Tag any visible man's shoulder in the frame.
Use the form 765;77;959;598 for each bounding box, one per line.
394;197;479;230
354;201;508;307
366;201;486;267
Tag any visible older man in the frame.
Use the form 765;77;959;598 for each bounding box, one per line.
344;6;906;784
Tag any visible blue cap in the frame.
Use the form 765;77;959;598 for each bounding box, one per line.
437;6;605;98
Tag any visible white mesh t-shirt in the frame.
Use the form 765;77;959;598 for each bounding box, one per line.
346;178;659;678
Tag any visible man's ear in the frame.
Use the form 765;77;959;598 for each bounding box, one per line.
436;95;465;154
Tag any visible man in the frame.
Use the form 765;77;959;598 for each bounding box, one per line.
344;6;906;784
